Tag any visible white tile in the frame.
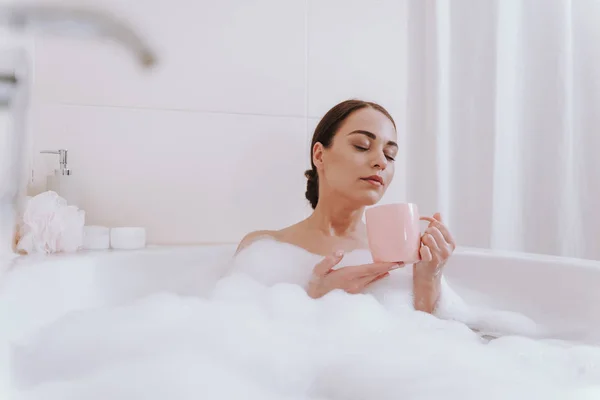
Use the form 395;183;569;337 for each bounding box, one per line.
33;0;307;117
306;116;319;151
307;0;407;118
30;105;310;244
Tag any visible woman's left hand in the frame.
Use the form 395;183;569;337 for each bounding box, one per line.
416;212;456;278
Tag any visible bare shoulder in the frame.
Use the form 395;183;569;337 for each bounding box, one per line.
235;230;279;255
234;221;308;255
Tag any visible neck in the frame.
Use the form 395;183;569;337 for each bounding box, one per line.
306;194;365;237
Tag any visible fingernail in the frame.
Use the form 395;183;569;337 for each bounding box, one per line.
390;263;403;270
334;250;344;257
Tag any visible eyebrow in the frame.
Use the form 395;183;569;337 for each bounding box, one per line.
348;130;398;148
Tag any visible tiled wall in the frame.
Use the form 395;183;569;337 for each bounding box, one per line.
27;0;408;244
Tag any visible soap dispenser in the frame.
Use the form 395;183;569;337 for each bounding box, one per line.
41;149;80;207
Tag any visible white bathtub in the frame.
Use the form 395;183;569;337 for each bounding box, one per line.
1;244;599;344
2;244;600;399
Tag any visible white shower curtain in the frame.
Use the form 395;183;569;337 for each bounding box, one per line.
405;0;600;260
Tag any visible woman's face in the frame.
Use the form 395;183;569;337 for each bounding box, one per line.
313;107;398;207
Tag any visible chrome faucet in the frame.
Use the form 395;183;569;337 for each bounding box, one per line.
0;4;157;67
0;3;157;256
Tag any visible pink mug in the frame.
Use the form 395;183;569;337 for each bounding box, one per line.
365;203;422;263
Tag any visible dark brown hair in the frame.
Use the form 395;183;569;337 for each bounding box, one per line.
305;99;396;209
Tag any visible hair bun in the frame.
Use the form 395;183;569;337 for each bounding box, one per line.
304;168;319;209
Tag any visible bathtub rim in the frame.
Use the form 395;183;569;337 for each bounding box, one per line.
4;243;600;269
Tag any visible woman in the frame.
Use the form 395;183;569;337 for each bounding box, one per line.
235;99;456;314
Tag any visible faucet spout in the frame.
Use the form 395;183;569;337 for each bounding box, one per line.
0;3;158;258
0;3;158;68
0;73;17;107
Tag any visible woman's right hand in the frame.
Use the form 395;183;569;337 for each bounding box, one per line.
307;250;402;299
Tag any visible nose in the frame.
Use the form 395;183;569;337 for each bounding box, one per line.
370;150;388;170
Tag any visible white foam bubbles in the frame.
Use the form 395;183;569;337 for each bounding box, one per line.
8;239;600;399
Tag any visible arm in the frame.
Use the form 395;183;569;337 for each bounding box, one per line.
412;265;442;313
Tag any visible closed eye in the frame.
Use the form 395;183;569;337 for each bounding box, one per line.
354;145;395;162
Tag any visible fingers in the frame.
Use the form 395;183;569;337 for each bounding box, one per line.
422;231;441;254
313;250;344;277
425;227;445;249
421;212;457;265
328;262;399;295
420;242;433;262
361;262;403;277
431;223;456;249
347;272;390;294
338;262;399;279
420;216;437;226
423;227;456;265
420;213;456;249
368;272;390;285
428;226;454;257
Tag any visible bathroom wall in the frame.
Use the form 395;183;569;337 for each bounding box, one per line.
1;24;37;257
27;0;408;244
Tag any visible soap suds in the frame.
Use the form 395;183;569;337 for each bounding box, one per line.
9;239;600;399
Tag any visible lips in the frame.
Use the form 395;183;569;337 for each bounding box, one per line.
361;175;384;186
